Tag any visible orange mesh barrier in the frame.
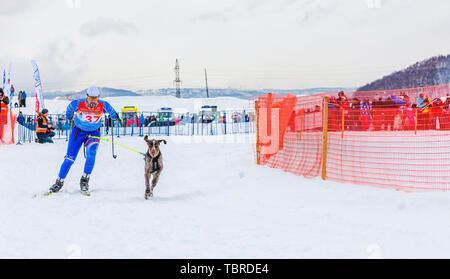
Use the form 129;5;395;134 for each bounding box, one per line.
255;84;450;191
256;93;325;178
0;111;16;145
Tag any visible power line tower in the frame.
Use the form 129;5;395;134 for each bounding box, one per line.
174;59;181;98
204;68;210;98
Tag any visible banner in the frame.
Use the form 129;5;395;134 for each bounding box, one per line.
31;60;45;117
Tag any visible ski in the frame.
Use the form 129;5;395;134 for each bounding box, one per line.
80;190;91;196
32;191;56;198
32;189;91;198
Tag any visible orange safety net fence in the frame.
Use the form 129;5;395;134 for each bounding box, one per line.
0;111;16;145
255;92;326;178
255;84;450;191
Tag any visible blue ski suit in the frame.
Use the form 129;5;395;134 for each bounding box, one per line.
58;99;118;179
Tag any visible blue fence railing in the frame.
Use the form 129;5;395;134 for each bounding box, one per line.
15;111;256;143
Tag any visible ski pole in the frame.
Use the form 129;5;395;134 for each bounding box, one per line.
111;119;117;159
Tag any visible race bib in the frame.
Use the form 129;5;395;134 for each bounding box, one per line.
77;111;102;124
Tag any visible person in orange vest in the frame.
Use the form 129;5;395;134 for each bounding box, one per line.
36;108;55;143
0;88;10;143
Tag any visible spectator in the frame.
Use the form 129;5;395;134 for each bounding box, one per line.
10;85;15;104
17;111;25;126
18;91;23;106
431;97;444;130
328;96;339;131
399;95;414;130
18;91;25;107
36;108;55;143
441;96;450;130
135;115;141;127
22;90;27;107
417;92;431;130
350;97;361;131
337;91;350;130
371;96;384;131
360;97;372;131
105;115;112;134
445;94;450;109
139;114;144;127
382;96;397;131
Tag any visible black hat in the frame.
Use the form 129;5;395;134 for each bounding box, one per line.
42;109;49;114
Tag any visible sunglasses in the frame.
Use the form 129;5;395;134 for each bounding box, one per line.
87;96;99;101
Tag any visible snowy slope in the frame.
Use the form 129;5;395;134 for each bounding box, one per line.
2;134;450;258
2;96;450;259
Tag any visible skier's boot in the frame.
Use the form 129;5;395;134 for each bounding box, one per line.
49;178;64;193
80;174;91;195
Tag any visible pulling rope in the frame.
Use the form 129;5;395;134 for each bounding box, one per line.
88;135;146;157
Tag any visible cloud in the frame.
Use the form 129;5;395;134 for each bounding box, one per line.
189;0;271;23
36;38;88;90
0;0;34;16
292;0;340;23
79;17;138;37
190;7;235;23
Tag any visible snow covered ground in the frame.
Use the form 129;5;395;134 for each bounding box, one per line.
2;134;450;259
2;96;450;258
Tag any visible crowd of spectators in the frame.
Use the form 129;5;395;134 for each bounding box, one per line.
328;91;450;131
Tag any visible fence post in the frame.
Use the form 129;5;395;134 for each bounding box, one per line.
415;107;418;135
255;100;261;165
117;119;120;138
192;115;195;136
321;97;329;180
341;108;345;139
16;117;22;145
201;112;204;136
299;109;303;141
224;112;227;135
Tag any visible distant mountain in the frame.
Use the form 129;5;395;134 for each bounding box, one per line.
43;87;355;100
45;87;140;100
136;87;355;99
358;54;450;91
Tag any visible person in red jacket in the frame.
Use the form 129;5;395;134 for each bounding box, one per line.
337;91;350;131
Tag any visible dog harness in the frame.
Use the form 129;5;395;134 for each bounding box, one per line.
146;152;161;173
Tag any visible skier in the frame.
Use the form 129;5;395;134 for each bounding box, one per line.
48;86;118;195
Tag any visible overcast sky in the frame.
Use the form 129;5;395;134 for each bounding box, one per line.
0;0;449;92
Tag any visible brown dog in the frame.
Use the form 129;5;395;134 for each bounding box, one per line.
144;136;166;199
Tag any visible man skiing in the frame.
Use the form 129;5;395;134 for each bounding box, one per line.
48;86;118;195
